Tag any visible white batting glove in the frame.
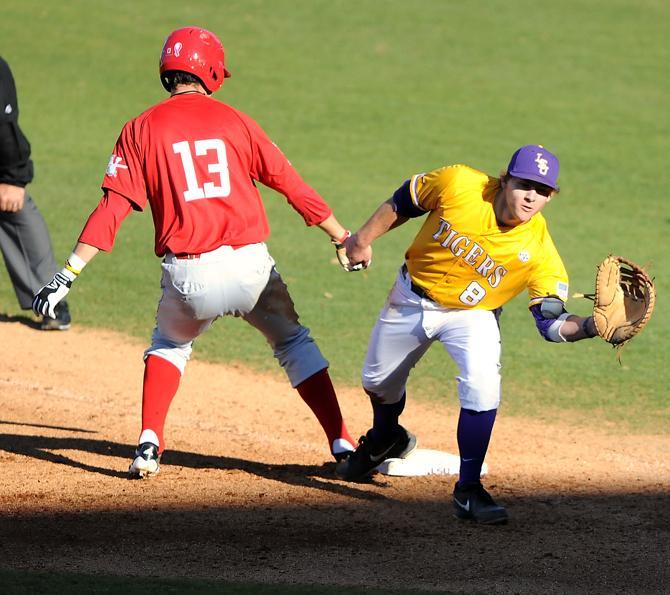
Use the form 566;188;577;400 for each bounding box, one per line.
32;269;76;319
332;231;367;272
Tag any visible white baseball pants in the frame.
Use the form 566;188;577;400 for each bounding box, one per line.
362;266;502;411
145;242;328;386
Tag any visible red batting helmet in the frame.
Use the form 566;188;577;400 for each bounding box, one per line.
159;27;231;94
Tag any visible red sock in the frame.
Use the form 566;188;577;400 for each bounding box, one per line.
295;368;354;453
141;355;181;453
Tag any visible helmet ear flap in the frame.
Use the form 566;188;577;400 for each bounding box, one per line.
159;27;229;94
160;73;171;92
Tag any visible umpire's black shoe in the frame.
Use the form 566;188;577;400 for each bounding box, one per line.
453;481;508;525
335;425;416;481
40;300;71;331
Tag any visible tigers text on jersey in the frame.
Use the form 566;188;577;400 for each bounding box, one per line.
405;164;568;310
99;93;331;256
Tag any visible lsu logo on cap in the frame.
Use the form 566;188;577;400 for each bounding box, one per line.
507;144;559;190
534;153;549;176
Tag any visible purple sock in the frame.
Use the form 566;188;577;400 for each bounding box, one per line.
370;392;406;442
457;407;497;486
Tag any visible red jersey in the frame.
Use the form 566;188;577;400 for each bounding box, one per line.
84;93;331;256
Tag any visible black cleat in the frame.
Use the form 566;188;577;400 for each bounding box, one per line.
128;442;161;478
335;425;416;481
332;438;355;463
453;481;508;525
40;300;71;331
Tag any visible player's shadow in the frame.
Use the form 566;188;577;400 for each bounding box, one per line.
0;419;95;433
0;426;383;501
0;313;41;329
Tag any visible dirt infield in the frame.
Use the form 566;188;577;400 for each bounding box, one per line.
0;318;668;593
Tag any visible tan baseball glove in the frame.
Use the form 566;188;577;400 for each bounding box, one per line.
588;255;655;348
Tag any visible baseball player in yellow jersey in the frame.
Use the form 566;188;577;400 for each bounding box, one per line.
336;145;598;524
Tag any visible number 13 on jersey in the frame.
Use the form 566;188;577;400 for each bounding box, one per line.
173;139;231;201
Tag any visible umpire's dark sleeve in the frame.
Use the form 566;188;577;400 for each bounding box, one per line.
0;56;34;187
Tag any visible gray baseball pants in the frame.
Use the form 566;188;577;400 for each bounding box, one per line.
0;193;59;309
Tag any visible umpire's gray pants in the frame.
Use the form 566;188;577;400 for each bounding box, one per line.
0;194;59;309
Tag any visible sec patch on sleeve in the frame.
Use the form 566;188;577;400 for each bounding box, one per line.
556;281;569;300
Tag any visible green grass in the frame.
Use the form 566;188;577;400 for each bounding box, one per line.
1;0;668;431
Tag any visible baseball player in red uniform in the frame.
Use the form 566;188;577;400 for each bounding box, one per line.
33;26;356;477
336;145;598;524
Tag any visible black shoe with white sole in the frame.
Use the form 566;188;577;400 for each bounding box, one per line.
40;300;71;331
453;481;508;525
128;442;161;479
335;425;416;481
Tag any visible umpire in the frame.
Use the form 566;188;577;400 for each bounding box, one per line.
0;56;70;329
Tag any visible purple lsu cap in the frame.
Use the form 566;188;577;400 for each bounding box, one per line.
507;144;560;190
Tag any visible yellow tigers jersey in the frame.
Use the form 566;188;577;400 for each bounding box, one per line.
404;164;568;310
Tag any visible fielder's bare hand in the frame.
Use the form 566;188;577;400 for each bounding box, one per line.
344;232;372;271
332;230;369;272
